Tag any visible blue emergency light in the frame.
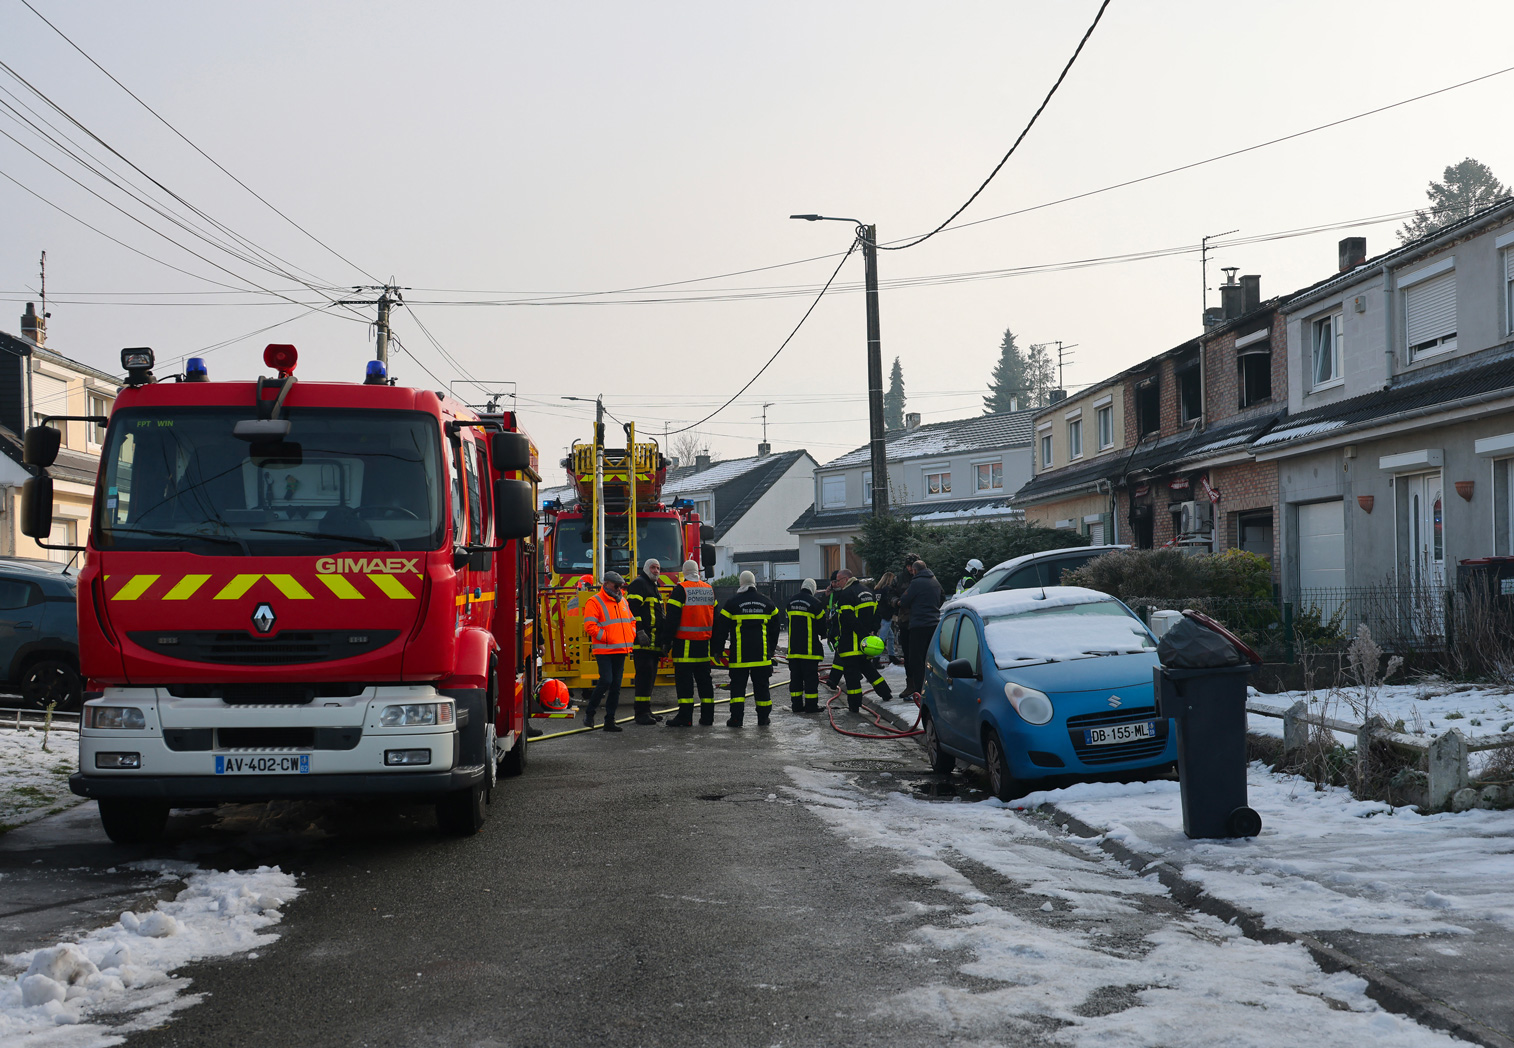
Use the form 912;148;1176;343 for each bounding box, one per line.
185;357;208;382
365;360;387;385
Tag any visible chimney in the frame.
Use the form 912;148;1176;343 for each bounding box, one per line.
757;441;771;457
1338;237;1367;272
1240;274;1260;314
695;453;711;470
1048;389;1068;404
1202;306;1225;331
1219;269;1242;320
21;302;45;345
904;412;921;430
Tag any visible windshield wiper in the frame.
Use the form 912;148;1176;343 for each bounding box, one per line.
103;526;251;554
249;527;398;550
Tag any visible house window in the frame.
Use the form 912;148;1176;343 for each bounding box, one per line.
1238;352;1272;407
1096;405;1113;449
1040;433;1053;470
1177;355;1202;422
1311;312;1343;388
821;475;846;508
924;469;951;497
87;391;111;444
694;498;713;523
1506;249;1514;335
975;462;1002;491
31;371;67;430
1136;379;1160;436
1405;271;1457;359
863;471;873;503
1067;418;1083;459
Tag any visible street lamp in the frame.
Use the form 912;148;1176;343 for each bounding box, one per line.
791;214;887;519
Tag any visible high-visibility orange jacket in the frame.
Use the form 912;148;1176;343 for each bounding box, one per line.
584;588;637;655
660;578;717;663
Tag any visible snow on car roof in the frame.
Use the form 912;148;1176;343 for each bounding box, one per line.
980;545;1127;575
951;585;1114;617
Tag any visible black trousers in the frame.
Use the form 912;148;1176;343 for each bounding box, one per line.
840;654;893;702
789;658;819;705
905;627;935;697
632;650;660;700
673;661;714;706
728;666;771;708
589;654;626;717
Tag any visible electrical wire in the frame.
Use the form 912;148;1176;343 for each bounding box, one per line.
19;0;380;285
878;0;1113;253
667;239;858;435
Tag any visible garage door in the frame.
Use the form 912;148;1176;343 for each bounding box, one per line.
1297;500;1345;593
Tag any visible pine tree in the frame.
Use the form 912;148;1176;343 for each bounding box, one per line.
884;356;906;431
983;329;1026;415
1397;158;1510;243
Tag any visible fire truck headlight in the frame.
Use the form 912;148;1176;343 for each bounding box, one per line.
88;706;147;730
380;703;440;727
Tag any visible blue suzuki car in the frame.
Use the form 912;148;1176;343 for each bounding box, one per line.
920;586;1176;800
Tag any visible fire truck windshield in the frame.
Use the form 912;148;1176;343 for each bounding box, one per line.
553;516;682;575
95;407;444;556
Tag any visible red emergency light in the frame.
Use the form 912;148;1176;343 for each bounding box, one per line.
264;343;299;376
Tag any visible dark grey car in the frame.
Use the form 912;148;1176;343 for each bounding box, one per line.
0;557;81;710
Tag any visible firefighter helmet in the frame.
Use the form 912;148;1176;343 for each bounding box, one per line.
861;635;885;658
539;678;571;711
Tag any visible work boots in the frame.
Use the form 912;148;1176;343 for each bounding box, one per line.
756;706;770;727
666;704;693;727
633;700;661;725
726;703;745;728
872;679;894;702
602;707;623;732
803;696;821;713
791;695;804;713
699;703;715;726
582;705;598;729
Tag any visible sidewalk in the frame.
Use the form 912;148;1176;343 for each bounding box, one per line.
858;690;1514;1048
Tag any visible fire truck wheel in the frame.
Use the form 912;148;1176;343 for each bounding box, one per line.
436;781;487;836
500;720;527;777
98;799;169;845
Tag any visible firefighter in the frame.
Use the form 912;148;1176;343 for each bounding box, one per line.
711;571;780;727
660;558;717;727
624;557;665;725
957;558;985;595
822;569;845;693
786;578;826;713
835;569;894;711
582;571;637;733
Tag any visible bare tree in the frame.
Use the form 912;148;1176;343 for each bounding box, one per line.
670;430;712;467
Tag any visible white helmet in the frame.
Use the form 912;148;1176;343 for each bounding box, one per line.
966;559;983;573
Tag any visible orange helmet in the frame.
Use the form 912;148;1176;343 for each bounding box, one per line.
539;678;571;711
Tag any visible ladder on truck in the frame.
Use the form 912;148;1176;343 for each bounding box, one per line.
569;423;661;580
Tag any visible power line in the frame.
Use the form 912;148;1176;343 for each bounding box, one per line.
19;0;380;285
879;0;1113;253
668;239;859;435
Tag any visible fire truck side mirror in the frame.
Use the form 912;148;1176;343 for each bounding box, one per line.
20;475;54;540
492;432;532;474
699;523;715;542
494;479;535;540
22;425;61;468
701;541;717;573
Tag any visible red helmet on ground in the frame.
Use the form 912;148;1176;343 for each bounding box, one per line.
539;679;571;711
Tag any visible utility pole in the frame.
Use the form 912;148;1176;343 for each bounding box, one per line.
340;283;406;367
861;225;887;519
1200;230;1238;318
375;287;394;366
593;395;605;583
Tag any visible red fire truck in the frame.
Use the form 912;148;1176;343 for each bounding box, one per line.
21;345;539;842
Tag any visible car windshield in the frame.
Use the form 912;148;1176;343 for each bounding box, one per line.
95;407;444;556
552;516;683;575
962;565;1011;596
982;600;1154;668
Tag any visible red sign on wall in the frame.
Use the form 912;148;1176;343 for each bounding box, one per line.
1168;477;1190;491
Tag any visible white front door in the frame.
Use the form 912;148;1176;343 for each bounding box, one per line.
1406;472;1445;590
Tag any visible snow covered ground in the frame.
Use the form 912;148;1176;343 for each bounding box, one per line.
0;726;84;830
0;863;301;1046
785;763;1467;1047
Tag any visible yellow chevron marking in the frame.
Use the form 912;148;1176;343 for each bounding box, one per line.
265;574;313;599
213;574;262;599
455;590;497;607
318;574;365;600
368;573;415;599
163;574;211;600
111;574;159;601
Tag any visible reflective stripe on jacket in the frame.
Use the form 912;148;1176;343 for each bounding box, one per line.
836;580;879;658
624;574;663;651
785;592;826;660
712;590;780;668
584;589;636;655
667;579;716;640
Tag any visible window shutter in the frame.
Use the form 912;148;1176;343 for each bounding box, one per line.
31;372;67;420
1506;248;1514;285
1405;271;1456;348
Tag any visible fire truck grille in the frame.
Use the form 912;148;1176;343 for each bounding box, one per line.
129;630;400;666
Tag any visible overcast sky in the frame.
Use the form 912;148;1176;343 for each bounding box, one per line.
5;0;1514;482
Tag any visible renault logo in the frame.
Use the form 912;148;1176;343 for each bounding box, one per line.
251;602;276;634
1107;695;1123;709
